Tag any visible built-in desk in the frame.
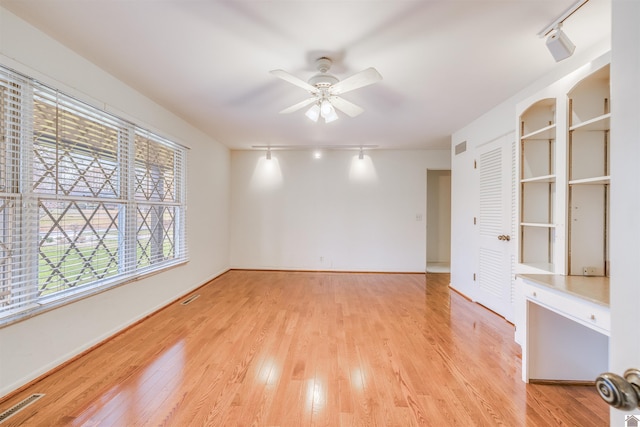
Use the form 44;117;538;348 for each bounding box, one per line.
517;274;610;383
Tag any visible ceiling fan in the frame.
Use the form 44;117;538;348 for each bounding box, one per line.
270;57;382;123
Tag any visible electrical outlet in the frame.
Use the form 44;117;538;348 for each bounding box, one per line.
583;267;597;276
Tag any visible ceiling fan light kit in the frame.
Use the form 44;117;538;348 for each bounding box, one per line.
270;56;382;123
320;100;338;122
305;103;320;122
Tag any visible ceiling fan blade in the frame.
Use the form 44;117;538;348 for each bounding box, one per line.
329;67;382;95
329;96;364;118
278;97;318;114
270;69;318;93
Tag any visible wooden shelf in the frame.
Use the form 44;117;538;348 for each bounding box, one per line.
521;124;556;141
521;222;555;228
568;176;610;185
521;174;556;184
570;113;611;132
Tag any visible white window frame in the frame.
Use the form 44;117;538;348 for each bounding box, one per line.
0;64;188;326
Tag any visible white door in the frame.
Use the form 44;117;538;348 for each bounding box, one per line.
476;133;516;321
609;2;640;424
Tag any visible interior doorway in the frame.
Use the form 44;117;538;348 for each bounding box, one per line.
426;169;451;273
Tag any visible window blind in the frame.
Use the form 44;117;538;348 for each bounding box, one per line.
0;65;188;325
0;68;36;319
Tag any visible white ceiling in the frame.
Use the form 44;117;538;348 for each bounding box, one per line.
1;0;611;151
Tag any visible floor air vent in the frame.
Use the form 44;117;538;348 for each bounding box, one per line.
0;393;45;423
180;294;200;305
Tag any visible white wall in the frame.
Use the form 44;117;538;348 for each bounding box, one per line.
230;149;450;272
450;39;611;301
426;170;451;264
0;8;230;397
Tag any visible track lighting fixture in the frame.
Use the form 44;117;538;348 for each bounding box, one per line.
252;144;378;154
545;24;575;62
538;0;588;62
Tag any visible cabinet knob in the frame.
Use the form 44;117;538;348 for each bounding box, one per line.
497;235;511;241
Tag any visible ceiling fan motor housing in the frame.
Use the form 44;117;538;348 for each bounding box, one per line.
315;57;332;73
308;57;339;89
308;73;338;88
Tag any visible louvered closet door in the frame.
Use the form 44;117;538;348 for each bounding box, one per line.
476;134;515;321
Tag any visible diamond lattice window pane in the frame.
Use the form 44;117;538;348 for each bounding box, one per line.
33;97;120;198
38;200;122;296
136;204;176;269
134;134;176;202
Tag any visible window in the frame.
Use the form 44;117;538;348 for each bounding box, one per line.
0;65;188;325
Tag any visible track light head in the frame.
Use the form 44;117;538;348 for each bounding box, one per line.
546;26;575;62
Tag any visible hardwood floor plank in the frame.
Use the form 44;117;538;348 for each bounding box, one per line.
0;270;610;426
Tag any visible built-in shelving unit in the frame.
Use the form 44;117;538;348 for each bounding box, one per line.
567;65;610;277
519;98;556;273
516;64;611;278
515;58;611;383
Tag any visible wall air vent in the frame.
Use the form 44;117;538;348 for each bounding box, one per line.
180;294;200;305
0;393;45;423
455;140;467;155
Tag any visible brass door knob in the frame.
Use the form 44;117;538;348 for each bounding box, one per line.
497;235;511;241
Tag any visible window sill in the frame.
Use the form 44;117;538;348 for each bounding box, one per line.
0;259;188;329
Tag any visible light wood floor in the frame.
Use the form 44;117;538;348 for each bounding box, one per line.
0;270;609;426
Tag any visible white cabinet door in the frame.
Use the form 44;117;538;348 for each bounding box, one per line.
476;134;516;321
